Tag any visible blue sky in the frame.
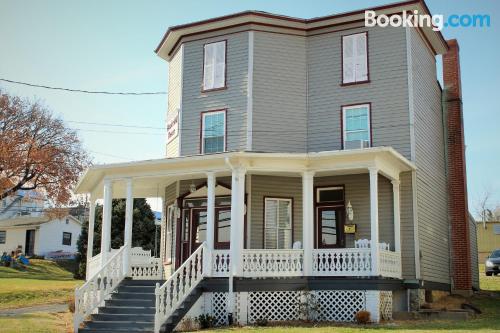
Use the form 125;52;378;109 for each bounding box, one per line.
1;0;499;212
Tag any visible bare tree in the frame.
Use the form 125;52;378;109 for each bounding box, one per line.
474;187;495;228
0;90;90;205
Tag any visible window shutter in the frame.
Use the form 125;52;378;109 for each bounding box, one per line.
203;44;214;89
214;42;226;88
343;35;355;83
277;200;292;249
354;33;368;81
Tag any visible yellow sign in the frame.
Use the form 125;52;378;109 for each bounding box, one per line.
344;224;356;234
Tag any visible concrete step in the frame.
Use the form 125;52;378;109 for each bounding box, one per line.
105;299;155;307
116;285;156;293
85;321;153;330
111;292;155;300
98;306;156;315
91;313;154;322
79;328;152;333
120;279;164;286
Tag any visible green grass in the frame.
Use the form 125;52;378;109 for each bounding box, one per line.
479;264;499;291
0;312;72;333
0;259;82;309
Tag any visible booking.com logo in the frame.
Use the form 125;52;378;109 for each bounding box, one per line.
365;10;491;31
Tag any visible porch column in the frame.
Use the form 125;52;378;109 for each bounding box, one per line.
205;172;216;276
302;171;315;276
85;194;96;279
101;179;113;266
228;166;246;320
123;178;133;276
369;167;380;276
392;179;401;253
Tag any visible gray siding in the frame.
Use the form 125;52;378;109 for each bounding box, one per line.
410;28;450;285
469;215;479;290
250;175;303;248
307;25;411;159
400;172;416;279
252;32;307;152
180;32;249;155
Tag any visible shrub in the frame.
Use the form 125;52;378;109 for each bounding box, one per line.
195;314;216;329
355;310;371;324
255;318;268;326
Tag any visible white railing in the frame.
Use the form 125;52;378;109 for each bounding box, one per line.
87;249;119;280
312;248;372;276
129;247;163;280
212;250;230;277
154;243;206;333
242;249;303;277
74;246;126;332
379;249;402;278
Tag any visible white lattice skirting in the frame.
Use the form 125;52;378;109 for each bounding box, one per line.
198;290;392;325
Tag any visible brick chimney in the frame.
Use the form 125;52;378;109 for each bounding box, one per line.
443;39;472;293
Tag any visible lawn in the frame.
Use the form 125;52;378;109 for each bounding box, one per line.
0;312;72;333
0;259;82;310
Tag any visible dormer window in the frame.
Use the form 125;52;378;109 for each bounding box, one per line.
201;110;226;154
342;104;371;149
203;41;226;91
342;32;368;85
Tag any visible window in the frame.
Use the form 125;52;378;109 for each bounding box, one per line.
65;218;69;225
0;231;5;244
203;41;226;91
215;208;231;249
165;204;176;263
494;224;500;235
62;232;72;246
342;104;371;149
342;32;368;84
201;110;226;154
316;187;344;203
264;198;292;249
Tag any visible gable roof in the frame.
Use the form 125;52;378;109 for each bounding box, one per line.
0;215;81;229
155;0;448;60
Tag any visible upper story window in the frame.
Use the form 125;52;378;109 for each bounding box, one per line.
201;110;226;154
264;197;292;249
342;104;371;149
203;41;226;91
342;32;368;85
62;232;72;246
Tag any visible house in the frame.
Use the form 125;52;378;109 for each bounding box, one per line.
0;215;82;257
73;1;478;332
0;190;45;220
477;220;500;262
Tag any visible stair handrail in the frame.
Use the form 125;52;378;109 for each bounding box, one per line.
74;246;127;332
154;242;206;333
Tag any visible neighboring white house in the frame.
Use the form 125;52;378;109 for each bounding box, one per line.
0;215;82;257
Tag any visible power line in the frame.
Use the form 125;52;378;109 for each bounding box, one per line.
0;78;166;95
68;120;166;130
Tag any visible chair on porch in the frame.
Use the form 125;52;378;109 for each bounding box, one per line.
354;239;390;251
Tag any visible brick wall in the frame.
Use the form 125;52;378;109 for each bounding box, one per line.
443;39;472;291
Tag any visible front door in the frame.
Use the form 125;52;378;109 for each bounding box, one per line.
316;206;345;248
25;229;35;256
191;208;207;252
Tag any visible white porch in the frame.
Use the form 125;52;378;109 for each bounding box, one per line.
74;148;413;331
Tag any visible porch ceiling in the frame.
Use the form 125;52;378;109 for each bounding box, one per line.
75;147;415;199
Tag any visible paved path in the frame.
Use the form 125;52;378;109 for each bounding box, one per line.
0;303;68;316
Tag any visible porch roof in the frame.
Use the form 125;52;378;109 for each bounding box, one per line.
75;147;415;199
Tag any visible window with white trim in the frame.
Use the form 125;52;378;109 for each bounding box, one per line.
342;32;368;84
203;41;226;90
264;198;292;249
201;111;226;154
62;232;72;246
342;104;371;149
0;231;5;244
